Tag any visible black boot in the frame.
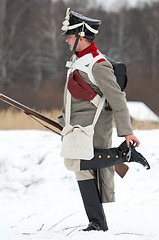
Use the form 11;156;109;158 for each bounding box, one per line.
119;141;150;170
77;179;108;232
80;143;128;170
82;222;105;231
80;141;150;170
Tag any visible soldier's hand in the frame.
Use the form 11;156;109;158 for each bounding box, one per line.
125;134;140;148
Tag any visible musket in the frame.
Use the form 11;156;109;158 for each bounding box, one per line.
0;93;128;178
0;93;63;135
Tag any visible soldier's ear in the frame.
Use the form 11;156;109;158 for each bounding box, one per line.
79;36;86;41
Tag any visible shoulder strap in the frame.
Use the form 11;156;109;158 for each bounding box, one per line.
65;53;105;87
64;55;76;108
87;54;106;85
65;53;93;73
65;53;106;110
92;96;105;127
65;89;72;125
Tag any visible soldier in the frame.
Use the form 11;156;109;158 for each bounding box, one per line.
58;8;149;232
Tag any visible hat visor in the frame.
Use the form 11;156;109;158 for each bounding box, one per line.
61;29;78;36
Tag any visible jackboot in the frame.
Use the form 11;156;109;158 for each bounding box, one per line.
119;141;150;169
80;141;150;170
77;179;108;232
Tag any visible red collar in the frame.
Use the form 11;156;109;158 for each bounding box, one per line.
76;42;99;58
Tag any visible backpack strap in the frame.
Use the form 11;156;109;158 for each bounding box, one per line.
87;54;106;85
66;52;106;87
66;53;93;73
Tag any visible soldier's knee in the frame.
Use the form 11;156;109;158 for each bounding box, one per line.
75;170;95;181
64;158;81;172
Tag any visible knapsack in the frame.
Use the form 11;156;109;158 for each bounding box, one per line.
105;56;128;91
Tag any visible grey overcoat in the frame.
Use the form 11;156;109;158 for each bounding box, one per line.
58;52;133;203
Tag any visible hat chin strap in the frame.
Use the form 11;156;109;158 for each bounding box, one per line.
73;34;80;52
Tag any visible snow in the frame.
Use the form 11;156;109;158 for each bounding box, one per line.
127;101;159;122
0;129;159;239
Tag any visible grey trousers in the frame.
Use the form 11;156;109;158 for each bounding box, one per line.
64;158;94;181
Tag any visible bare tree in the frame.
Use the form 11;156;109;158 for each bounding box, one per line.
0;0;7;83
0;0;35;85
143;3;159;83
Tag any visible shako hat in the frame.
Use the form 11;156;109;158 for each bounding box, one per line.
61;8;101;40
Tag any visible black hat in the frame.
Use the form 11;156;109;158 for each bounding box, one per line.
61;8;101;40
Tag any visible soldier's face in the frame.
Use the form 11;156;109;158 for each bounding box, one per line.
66;34;77;51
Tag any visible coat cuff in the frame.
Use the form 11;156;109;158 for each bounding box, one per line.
113;109;133;137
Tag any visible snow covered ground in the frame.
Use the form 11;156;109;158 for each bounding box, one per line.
0;128;158;240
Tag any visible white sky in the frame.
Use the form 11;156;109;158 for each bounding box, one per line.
97;0;159;11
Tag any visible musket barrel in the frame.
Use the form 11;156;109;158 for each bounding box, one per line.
0;93;63;131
